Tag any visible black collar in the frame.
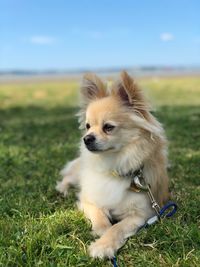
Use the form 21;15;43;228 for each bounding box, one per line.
112;165;145;192
124;166;144;179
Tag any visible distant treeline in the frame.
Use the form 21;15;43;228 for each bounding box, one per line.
1;66;199;76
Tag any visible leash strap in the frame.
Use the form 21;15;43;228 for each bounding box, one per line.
111;257;118;267
111;201;177;267
110;167;177;267
159;201;177;217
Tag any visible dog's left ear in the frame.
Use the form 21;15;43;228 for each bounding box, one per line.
81;73;106;106
113;71;149;113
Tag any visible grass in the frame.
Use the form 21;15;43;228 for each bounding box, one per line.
0;77;199;267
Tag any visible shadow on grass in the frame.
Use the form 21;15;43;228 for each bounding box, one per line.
0;105;79;145
0;104;199;148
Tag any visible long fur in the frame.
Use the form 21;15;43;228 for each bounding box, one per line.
56;71;169;259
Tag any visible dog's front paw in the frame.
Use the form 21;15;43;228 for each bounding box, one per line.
89;238;116;259
55;181;68;197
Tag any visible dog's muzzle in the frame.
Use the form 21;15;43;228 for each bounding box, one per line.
83;134;98;151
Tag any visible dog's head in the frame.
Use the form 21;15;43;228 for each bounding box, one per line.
78;71;162;153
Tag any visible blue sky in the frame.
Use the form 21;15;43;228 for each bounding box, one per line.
0;0;200;70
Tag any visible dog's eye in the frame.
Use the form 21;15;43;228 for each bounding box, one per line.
103;123;115;133
86;123;90;130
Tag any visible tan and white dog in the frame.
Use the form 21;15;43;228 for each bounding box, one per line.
56;71;169;259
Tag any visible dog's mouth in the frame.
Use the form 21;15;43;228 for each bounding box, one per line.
85;144;115;153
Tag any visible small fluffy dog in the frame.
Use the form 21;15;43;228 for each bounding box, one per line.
56;71;169;259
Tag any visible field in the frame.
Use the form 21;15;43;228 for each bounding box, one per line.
0;76;199;267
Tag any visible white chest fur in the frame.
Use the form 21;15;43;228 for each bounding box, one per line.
80;167;130;208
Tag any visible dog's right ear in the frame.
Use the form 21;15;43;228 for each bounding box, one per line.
77;73;106;129
81;73;106;106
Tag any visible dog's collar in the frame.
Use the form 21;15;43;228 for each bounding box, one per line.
111;165;161;216
111;165;145;192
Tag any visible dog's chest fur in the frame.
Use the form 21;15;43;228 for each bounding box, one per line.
79;148;153;219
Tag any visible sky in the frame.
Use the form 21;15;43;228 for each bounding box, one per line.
0;0;200;70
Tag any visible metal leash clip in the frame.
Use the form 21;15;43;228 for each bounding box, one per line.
146;184;161;218
133;175;161;218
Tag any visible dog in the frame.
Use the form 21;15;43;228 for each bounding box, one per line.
56;71;169;259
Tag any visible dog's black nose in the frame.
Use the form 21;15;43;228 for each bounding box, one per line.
83;134;96;146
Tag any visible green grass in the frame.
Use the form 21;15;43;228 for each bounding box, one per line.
0;77;200;267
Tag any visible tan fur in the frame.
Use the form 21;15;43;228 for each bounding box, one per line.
79;201;112;236
56;71;169;258
112;71;151;119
